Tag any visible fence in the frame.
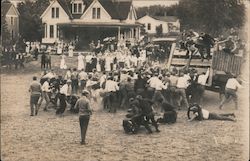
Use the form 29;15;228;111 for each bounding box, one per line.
212;51;243;75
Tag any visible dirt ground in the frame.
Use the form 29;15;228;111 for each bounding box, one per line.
1;55;249;161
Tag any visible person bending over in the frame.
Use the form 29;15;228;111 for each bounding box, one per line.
136;95;160;133
157;101;177;124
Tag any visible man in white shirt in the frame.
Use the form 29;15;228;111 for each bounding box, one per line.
169;71;179;106
151;75;168;102
219;75;242;109
56;80;72;115
176;72;190;109
104;77;119;112
78;69;88;91
38;78;51;111
196;68;210;104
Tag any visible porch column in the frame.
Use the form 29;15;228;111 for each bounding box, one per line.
135;28;138;40
138;27;140;39
47;24;50;39
131;28;134;39
129;29;132;39
57;25;60;39
118;26;121;41
54;24;57;39
44;23;47;38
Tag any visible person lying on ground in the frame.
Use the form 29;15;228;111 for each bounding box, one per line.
187;103;236;122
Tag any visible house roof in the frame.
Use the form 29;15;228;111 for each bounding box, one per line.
99;0;132;20
1;2;12;17
152;16;178;22
47;0;132;20
57;0;73;19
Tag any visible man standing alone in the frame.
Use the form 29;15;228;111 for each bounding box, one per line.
29;76;42;116
74;90;92;145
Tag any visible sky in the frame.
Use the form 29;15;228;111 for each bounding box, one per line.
132;0;179;8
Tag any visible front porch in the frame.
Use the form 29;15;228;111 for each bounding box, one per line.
42;22;141;50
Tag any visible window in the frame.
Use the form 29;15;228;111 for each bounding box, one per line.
72;2;83;14
92;8;100;19
52;7;59;18
11;17;13;25
50;25;54;38
73;4;77;13
147;23;151;30
56;8;59;18
92;8;96;19
97;8;100;19
52;8;55;18
78;3;82;13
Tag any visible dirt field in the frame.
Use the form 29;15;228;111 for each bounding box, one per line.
1;55;249;161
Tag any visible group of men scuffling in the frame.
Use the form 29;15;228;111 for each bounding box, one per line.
29;64;241;144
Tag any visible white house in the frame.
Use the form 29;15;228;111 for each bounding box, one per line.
1;1;20;40
137;15;180;35
40;0;140;48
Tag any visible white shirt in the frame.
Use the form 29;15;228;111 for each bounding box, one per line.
148;77;167;90
195;109;209;119
169;75;178;86
225;78;242;90
105;80;119;92
60;84;71;96
177;76;189;89
85;55;92;63
100;75;107;87
43;72;55;79
65;71;71;80
198;69;210;85
79;71;88;80
147;76;158;87
41;81;50;92
202;109;209;119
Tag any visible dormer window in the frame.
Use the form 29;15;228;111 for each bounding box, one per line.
71;0;84;14
92;7;100;19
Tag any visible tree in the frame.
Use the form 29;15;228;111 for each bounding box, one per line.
156;24;163;37
177;0;246;36
136;0;246;36
18;0;50;42
1;11;11;48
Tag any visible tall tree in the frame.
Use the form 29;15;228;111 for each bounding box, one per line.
136;0;246;36
177;0;246;36
18;0;50;41
1;10;11;47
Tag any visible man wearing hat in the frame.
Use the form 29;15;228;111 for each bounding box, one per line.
74;90;92;145
56;80;72;115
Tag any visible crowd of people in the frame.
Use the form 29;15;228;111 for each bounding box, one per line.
27;31;244;144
